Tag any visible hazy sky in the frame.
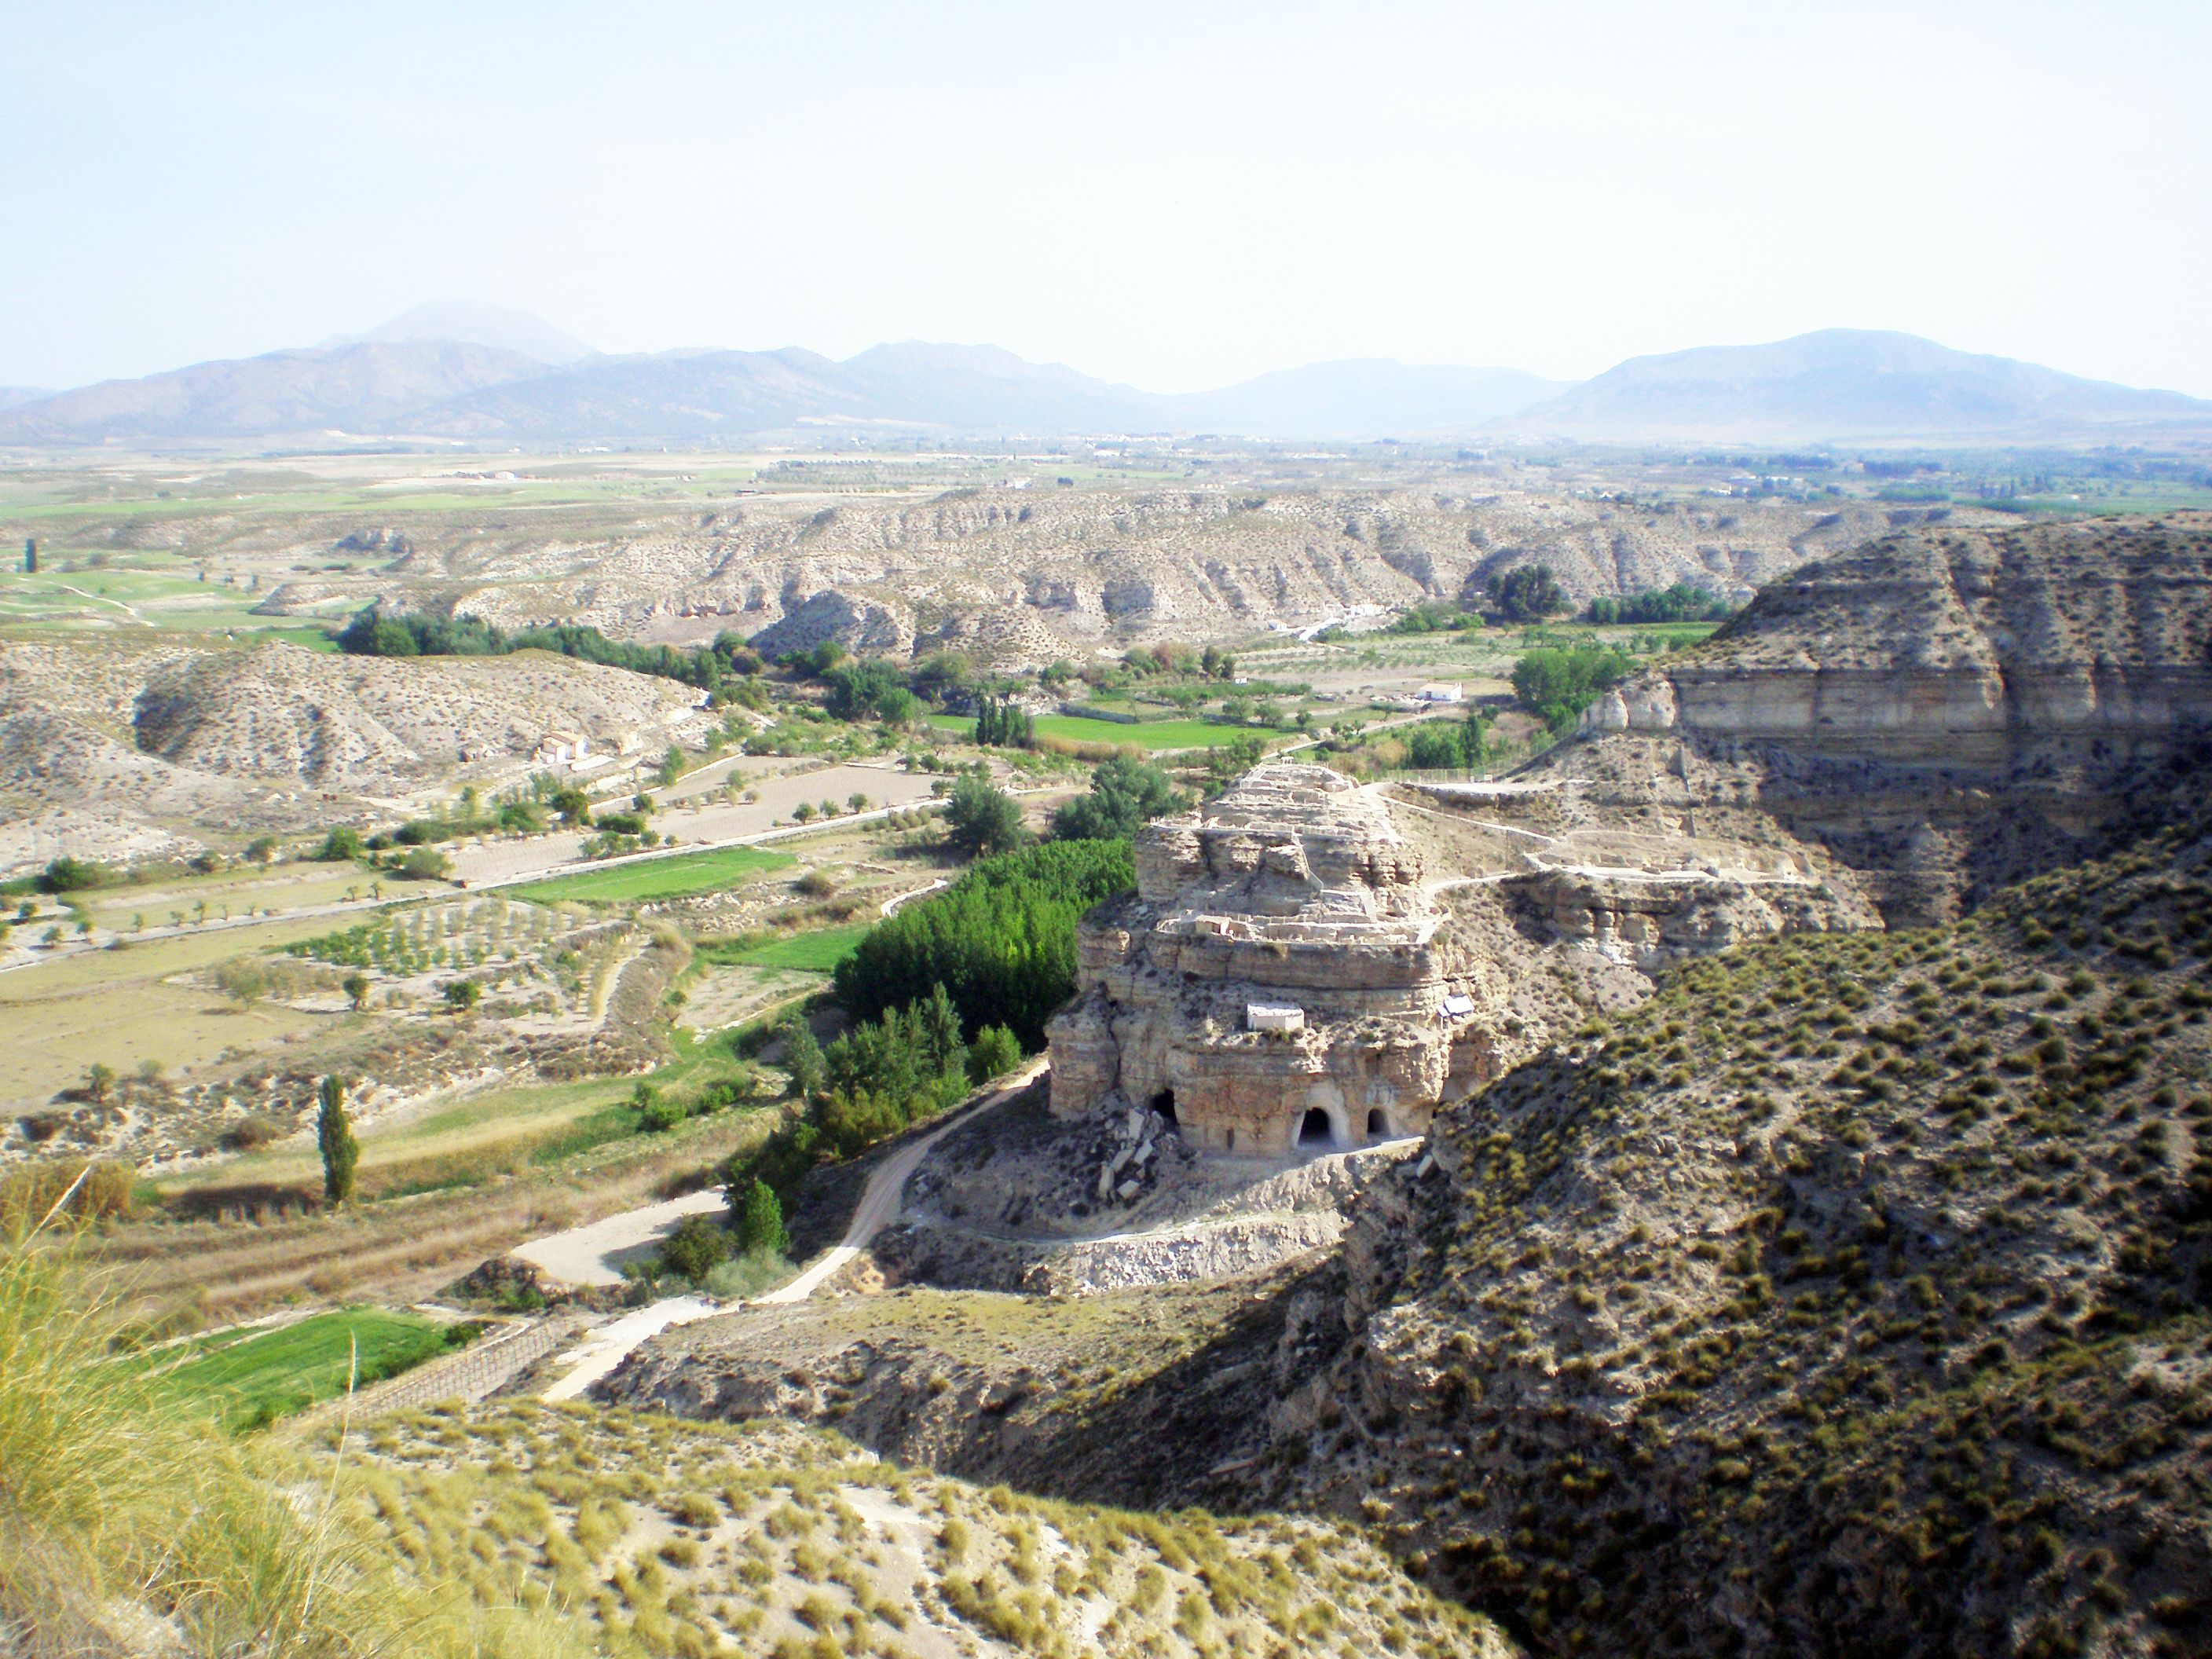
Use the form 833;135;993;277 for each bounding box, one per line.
6;1;2209;395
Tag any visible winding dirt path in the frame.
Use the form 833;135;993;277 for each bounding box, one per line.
522;1057;1049;1397
511;1188;730;1288
754;1055;1049;1304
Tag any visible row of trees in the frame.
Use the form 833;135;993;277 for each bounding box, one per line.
339;606;763;695
1584;582;1734;624
972;696;1035;748
833;838;1135;1049
1121;642;1237;679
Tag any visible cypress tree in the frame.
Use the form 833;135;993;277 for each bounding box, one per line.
919;981;966;1080
317;1074;358;1204
781;1013;826;1099
738;1178;789;1256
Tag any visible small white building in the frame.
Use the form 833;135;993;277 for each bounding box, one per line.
1247;1002;1306;1034
536;730;590;766
1415;682;1464;705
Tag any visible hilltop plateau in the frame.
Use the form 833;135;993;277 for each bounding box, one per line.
1548;513;2212;922
250;484;1908;659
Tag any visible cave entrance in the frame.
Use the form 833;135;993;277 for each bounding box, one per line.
1367;1108;1389;1139
1299;1108;1333;1148
1148;1090;1177;1126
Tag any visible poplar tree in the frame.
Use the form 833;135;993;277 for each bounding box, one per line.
738;1178;789;1257
317;1074;358;1203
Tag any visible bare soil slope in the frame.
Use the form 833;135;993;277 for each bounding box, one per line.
246;487;1915;660
0;636;708;866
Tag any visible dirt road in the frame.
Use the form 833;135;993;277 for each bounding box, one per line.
450;760;942;887
510;1188;730;1288
754;1056;1049;1305
522;1057;1048;1397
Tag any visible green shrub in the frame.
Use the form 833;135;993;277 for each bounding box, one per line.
398;847;452;881
967;1024;1024;1086
1511;646;1635;732
658;1215;733;1284
738;1180;789;1257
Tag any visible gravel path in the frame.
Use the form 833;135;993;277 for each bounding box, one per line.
511;1188;729;1288
542;1295;720;1401
515;1058;1049;1399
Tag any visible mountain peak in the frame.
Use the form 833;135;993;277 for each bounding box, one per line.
331;302;596;365
1503;328;2212;443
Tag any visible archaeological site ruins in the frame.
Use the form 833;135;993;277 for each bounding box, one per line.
1046;762;1502;1155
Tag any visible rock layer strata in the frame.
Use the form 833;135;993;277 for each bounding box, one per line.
1048;764;1511;1154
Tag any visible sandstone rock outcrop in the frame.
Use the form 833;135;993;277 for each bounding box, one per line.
1047;763;1511;1154
1580;514;2212;762
1560;514;2212;921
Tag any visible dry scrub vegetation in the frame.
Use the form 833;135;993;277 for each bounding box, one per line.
1295;818;2212;1657
0;1232;585;1658
344;1400;1508;1659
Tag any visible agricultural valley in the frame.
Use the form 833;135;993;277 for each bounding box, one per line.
5;422;2212;1659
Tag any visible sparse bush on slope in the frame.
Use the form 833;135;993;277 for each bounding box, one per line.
1302;819;2212;1657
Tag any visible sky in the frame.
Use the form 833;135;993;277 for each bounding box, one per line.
5;1;2209;396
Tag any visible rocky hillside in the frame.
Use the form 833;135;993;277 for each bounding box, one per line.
254;486;1912;661
1555;513;2212;924
1263;815;2212;1657
0;637;708;869
589;512;2212;1659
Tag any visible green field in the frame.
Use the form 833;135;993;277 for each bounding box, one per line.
714;922;873;972
141;1306;462;1430
505;844;795;906
925;712;1265;750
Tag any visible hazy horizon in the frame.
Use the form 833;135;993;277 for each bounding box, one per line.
7;1;2208;397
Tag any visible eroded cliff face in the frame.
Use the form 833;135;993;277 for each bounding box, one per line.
1047;764;1498;1154
1046;762;1883;1161
1567;515;2212;921
255;485;1906;661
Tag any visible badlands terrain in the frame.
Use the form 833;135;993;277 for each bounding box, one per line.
0;438;2060;869
603;515;2212;1657
5;434;2212;1659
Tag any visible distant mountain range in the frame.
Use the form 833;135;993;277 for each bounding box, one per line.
324;300;598;365
2;309;2205;449
1500;330;2212;445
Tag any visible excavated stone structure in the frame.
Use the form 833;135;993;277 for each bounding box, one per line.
1046;763;1506;1155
